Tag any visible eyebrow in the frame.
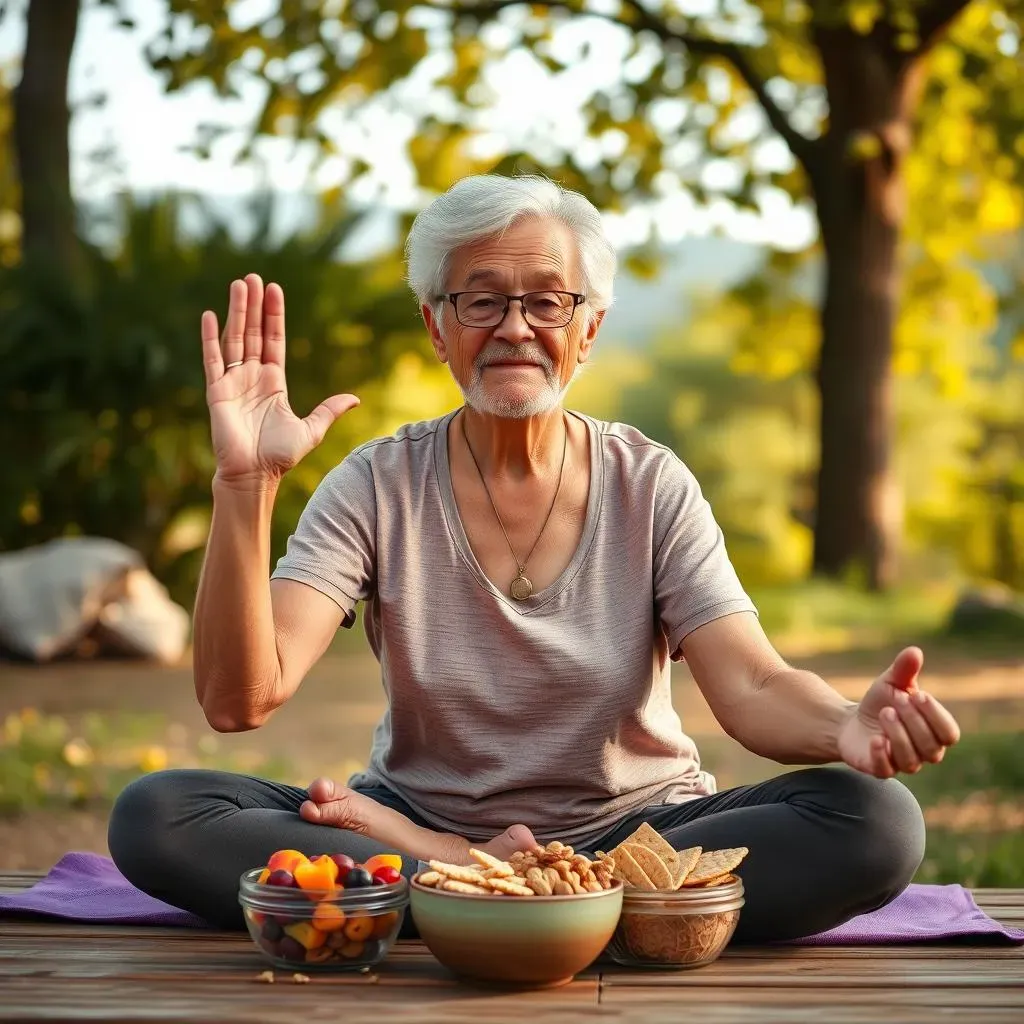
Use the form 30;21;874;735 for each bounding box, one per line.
461;269;568;290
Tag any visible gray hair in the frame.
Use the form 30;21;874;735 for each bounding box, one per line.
405;175;616;325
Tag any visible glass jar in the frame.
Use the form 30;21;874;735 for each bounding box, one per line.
603;874;744;969
238;868;409;971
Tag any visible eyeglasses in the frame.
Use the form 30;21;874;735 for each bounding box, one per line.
444;291;586;329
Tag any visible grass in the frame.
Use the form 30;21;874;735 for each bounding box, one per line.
748;577;1024;659
901;731;1024;888
0;707;293;816
900;732;1024;803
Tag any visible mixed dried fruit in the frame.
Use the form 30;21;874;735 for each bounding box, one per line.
244;849;405;967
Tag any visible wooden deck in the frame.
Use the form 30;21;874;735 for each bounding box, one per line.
1;871;1022;1022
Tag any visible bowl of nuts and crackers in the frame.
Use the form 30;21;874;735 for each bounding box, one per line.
410;827;750;985
410;842;624;988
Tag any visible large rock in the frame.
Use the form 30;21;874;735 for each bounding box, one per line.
945;584;1024;640
0;537;190;664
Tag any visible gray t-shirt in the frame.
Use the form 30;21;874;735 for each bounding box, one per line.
272;409;756;845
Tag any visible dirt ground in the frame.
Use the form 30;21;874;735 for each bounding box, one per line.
2;643;1022;870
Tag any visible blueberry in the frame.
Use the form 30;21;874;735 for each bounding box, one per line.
346;867;373;888
261;919;283;942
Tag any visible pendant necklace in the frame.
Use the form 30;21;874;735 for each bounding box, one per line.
463;413;568;602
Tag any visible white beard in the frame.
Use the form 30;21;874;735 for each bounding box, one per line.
456;343;584;419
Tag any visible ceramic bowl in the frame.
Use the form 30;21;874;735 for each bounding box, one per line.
409;872;624;988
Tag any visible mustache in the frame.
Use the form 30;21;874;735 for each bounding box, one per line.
475;344;554;371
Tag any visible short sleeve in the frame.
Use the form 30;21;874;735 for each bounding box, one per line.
653;453;757;659
271;452;377;627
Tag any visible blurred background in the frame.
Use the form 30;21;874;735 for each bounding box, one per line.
0;1;1020;887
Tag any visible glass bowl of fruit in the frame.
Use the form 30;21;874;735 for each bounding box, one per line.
238;850;408;971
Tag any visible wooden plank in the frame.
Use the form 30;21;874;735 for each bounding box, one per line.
598;942;1024;983
0;975;604;1023
598;989;1024;1024
2;871;1022;1023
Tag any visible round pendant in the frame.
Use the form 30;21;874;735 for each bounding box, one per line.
509;574;533;601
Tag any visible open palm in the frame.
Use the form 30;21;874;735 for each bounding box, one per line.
202;274;359;487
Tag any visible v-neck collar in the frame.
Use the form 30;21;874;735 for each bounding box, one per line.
433;407;604;615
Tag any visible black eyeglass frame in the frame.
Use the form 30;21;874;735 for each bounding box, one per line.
442;290;587;329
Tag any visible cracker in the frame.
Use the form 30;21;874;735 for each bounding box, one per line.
679;847;748;886
427;861;489;886
440;879;492;895
613;844;657;891
619;822;680;875
486;877;535;897
480;865;515;879
469;849;514;876
671;846;703;889
416;870;443;888
621;842;673;890
698;873;733;888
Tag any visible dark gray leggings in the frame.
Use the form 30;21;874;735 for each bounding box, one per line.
107;766;925;943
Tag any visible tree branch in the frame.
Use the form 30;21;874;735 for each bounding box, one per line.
911;0;973;54
438;0;819;172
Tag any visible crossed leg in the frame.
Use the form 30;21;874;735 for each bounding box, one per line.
581;767;926;942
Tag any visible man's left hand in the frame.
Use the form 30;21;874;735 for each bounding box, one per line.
838;647;961;778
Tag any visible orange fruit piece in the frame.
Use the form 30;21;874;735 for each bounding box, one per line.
283;920;326;950
293;858;338;897
343;913;375;942
371;910;400;939
267;849;308;874
310;854;340;885
311;903;347;933
362;854;403;876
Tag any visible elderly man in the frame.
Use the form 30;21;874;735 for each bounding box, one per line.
108;175;959;942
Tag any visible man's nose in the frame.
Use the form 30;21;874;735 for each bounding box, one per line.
492;300;535;342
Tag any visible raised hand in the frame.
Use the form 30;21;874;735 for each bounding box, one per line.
838;647;961;778
201;274;359;488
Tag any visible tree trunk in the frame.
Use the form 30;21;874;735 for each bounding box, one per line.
13;0;81;279
809;32;925;589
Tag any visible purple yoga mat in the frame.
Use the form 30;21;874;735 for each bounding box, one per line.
0;852;208;928
1;852;1022;944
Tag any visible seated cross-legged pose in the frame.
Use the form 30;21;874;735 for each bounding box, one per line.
108;174;960;941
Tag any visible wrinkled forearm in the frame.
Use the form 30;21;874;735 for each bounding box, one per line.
192;477;284;731
721;668;856;765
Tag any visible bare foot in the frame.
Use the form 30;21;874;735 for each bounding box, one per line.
299;777;382;836
477;824;538;862
299;777;538;866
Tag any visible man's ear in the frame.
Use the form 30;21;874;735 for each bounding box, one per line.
577;308;605;364
422;302;448;362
